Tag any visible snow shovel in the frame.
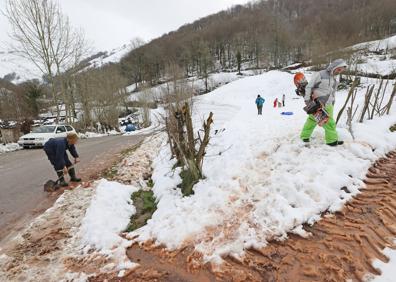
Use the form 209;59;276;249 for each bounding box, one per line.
43;166;74;192
43;178;62;192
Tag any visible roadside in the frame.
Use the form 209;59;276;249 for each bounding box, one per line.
0;134;146;244
0;134;159;281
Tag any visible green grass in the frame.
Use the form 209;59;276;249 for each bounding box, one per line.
125;187;157;232
177;169;200;197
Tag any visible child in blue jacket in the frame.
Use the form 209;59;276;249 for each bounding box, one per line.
255;95;265;115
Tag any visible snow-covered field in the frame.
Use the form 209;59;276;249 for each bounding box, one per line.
122;70;396;266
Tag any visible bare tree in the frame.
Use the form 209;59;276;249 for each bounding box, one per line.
4;0;87;122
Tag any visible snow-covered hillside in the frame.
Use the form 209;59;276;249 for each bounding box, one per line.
348;35;396;77
0;42;134;83
351;35;396;52
125;70;396;264
127;70;261;102
80;42;135;72
0;49;40;83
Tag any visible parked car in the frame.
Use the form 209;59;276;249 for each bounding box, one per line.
18;124;76;148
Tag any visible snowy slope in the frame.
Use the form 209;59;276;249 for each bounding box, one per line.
80;43;134;71
0;50;40;82
0;42;133;83
127;71;258;102
127;70;396;264
348;35;396;76
351;35;396;52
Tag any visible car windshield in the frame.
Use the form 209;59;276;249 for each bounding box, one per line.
31;126;55;133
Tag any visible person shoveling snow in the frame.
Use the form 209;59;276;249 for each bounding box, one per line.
298;59;347;146
43;132;81;190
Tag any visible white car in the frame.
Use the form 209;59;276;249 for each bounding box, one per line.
18;125;77;148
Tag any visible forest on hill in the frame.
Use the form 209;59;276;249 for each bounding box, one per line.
120;0;396;85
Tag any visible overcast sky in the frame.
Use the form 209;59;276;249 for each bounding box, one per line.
0;0;251;51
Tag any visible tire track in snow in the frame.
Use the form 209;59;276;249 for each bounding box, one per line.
213;151;396;281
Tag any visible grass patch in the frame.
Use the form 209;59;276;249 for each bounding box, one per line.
125;188;157;232
390;124;396;132
177;169;199;197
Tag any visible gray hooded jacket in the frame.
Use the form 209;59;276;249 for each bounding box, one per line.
304;59;347;106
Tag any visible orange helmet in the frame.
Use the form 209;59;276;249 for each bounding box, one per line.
293;72;307;87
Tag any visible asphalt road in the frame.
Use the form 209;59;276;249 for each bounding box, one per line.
0;134;145;242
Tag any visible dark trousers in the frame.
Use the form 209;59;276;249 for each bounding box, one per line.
44;150;72;171
257;105;263;115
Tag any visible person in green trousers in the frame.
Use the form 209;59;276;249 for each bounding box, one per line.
300;59;347;146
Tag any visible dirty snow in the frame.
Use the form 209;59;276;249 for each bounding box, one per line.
78;179;139;274
79;130;120;139
0;185;96;281
0;143;21;154
127;71;396;264
79;179;138;251
0;135;160;280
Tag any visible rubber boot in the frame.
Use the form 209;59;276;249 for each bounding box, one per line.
327;141;344;147
68;167;81;182
56;171;69;187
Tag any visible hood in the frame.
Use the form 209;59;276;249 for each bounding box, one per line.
20;132;54;139
326;59;347;74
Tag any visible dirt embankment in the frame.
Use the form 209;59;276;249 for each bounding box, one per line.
116;151;396;282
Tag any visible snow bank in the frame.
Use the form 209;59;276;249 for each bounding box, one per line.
356;57;396;76
352;35;396;52
79;179;139;272
79;130;120;139
128;71;396;263
0;143;21;154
